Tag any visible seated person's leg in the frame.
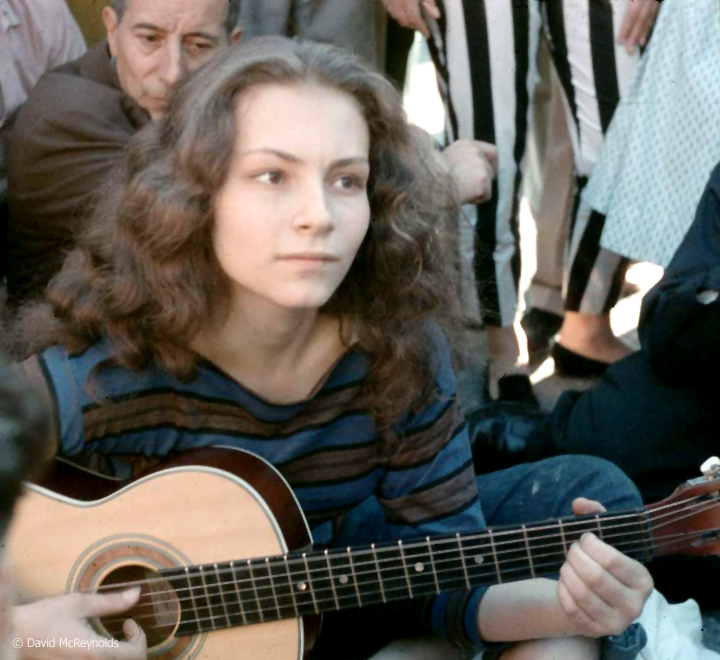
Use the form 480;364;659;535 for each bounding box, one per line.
529;352;716;503
477;455;642;525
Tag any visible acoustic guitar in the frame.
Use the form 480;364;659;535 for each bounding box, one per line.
7;447;720;660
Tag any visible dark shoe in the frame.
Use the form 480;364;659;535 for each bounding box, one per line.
497;374;539;408
521;308;563;355
552;343;610;379
467;401;547;474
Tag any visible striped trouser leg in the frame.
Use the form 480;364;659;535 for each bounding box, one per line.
428;0;542;328
543;0;640;314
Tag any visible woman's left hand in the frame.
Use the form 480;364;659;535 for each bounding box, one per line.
556;498;654;638
618;0;661;54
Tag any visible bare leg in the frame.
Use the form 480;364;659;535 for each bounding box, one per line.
558;312;632;364
486;324;530;398
500;636;600;660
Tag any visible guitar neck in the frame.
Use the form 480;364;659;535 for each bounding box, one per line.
161;507;652;635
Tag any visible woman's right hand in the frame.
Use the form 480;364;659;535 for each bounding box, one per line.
381;0;441;38
13;589;147;659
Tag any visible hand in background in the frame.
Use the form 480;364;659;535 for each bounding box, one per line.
618;0;661;54
13;589;147;659
441;139;499;205
381;0;441;38
557;498;654;638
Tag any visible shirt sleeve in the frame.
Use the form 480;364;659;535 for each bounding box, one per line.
375;325;503;652
639;163;720;387
14;348;88;458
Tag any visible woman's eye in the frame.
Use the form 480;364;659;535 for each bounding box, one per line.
255;171;284;185
334;176;364;191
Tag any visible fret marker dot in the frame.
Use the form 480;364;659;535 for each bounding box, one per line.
297;582;307;591
414;563;425;573
339;575;349;584
474;556;484;565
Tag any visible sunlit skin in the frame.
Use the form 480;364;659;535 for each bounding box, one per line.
212;83;371;316
187;83;372;403
103;0;242;121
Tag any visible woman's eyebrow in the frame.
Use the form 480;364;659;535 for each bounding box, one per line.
239;149;369;168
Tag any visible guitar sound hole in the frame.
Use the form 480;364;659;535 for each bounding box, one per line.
96;565;180;650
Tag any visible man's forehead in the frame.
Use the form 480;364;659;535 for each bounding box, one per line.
124;0;228;31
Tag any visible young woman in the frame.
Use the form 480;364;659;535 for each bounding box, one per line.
10;37;651;660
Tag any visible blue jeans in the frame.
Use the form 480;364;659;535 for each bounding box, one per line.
321;455;647;660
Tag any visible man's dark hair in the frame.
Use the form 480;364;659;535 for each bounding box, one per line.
0;356;50;539
110;0;241;35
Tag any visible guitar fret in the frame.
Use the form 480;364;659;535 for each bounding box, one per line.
398;540;413;598
456;534;471;588
324;549;340;610
521;526;536;579
200;566;218;630
248;559;264;622
642;510;654;562
185;566;202;632
427;537;440;594
346;548;362;606
214;564;232;628
302;553;320;614
265;558;282;619
558;521;568;557
595;514;604;540
371;544;387;603
284;555;300;618
488;530;502;584
230;561;248;625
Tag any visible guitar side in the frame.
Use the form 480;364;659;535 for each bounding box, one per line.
7;447;319;660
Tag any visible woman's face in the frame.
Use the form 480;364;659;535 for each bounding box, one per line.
212;82;371;312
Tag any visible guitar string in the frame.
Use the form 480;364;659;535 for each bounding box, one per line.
97;528;714;633
96;494;720;623
18;494;716;607
90;494;705;595
97;517;715;629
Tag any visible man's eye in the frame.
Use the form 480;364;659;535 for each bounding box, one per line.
255;171;284;185
189;41;214;54
139;34;159;44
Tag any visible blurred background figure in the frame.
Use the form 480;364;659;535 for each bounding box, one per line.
586;0;720;272
239;0;388;69
0;0;86;282
0;353;52;659
383;0;661;400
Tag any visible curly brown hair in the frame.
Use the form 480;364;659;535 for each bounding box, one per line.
19;37;464;437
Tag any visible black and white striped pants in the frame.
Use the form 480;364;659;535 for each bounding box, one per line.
427;0;641;327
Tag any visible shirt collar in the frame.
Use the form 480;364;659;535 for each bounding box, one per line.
0;0;21;31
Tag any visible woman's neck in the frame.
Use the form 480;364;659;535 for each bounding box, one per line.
192;297;348;404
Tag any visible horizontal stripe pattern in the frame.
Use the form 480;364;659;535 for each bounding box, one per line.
27;335;488;650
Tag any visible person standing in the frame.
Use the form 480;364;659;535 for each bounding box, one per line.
383;0;661;392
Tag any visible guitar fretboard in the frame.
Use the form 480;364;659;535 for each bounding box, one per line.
160;509;652;635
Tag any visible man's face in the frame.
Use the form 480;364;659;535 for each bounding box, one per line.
103;0;241;121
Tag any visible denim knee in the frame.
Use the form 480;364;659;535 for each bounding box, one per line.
542;454;643;512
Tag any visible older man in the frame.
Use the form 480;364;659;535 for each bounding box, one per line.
5;0;241;309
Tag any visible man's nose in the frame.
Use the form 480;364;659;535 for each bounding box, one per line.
158;41;189;88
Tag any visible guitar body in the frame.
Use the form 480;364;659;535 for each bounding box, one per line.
9;447;720;660
7;448;318;660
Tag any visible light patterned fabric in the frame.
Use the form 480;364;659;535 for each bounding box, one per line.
585;0;720;268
